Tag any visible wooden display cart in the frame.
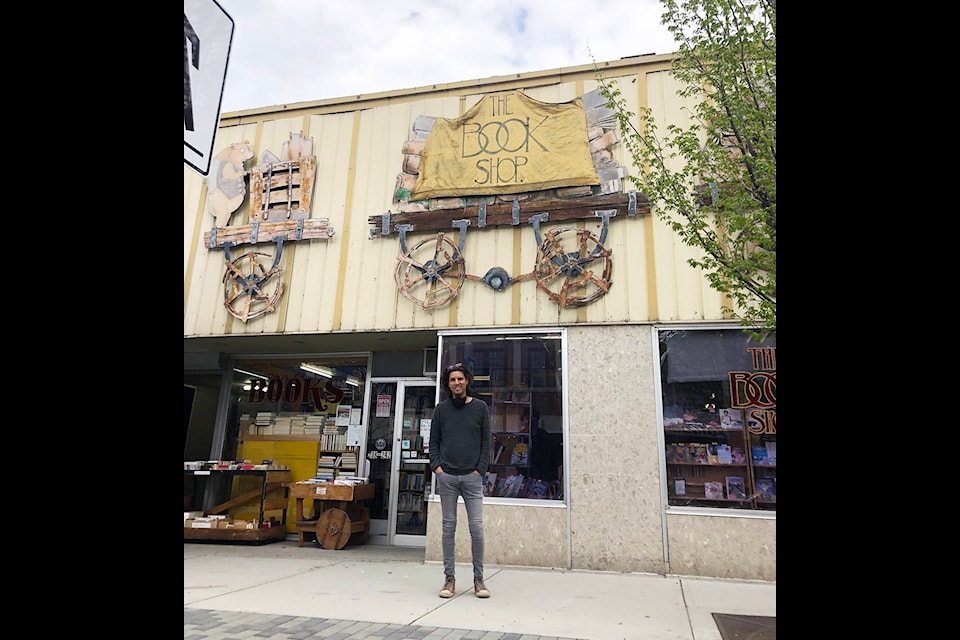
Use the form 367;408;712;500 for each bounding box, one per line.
285;482;374;549
184;469;291;544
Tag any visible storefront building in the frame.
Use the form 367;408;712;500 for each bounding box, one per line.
184;54;775;581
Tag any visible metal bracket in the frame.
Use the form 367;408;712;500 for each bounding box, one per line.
512;199;520;225
396;224;414;255
450;219;469;255
593;210;616;252
478;202;487;228
628;191;637;216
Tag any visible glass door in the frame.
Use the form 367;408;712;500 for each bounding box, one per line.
393;381;435;546
364;379;436;547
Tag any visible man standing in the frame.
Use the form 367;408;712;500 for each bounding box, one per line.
429;362;491;598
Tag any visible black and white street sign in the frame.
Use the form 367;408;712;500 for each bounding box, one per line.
183;0;234;176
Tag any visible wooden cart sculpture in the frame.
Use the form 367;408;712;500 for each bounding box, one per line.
203;133;335;322
369;191;648;310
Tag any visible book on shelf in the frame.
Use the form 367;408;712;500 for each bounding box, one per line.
731;446;746;464
725;476;747;499
502;474;524;498
510;442;529;465
716;444;732;465
482;471;497;497
755;477;776;500
707;442;719;465
694;443;707;464
674;477;686;496
751;445;768;465
704;481;724;499
718;408;743;429
525;478;549;498
764;441;776;465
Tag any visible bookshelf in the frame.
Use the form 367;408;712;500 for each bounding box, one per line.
465;340;562;499
664;410;776;509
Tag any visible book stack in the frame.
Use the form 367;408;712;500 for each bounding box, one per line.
304;414;325;435
255;411;277;435
272;415;292;435
340;451;357;470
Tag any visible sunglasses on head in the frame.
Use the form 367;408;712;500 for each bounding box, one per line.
445;362;464;372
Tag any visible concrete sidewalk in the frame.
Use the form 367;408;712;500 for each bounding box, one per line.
184;540;775;640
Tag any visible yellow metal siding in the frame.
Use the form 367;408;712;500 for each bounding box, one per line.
184;58;732;339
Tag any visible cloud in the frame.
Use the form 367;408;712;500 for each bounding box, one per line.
215;0;677;112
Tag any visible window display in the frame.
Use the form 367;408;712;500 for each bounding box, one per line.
439;330;565;501
659;328;776;511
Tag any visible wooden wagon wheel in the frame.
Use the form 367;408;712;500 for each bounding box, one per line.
394;232;466;309
315;508;353;550
533;227;612;307
222;250;285;322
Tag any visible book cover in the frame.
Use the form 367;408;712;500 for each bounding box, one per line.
725;476;746;499
764;441;777;465
717;444;732;464
510;442;529;465
751;445;768;464
482;471;497;497
694;443;708;464
707;442;719;465
525;478;549;498
731;446;746;464
501;474;524;498
718;408;743;429
704;481;724;499
755;477;776;500
674;477;686;496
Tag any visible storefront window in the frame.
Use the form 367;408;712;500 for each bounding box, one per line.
438;330;565;501
226;355;369;462
659;328;776;511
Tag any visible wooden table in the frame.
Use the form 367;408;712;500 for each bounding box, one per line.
284;482;375;549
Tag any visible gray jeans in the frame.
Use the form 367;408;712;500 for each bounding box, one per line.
437;471;485;580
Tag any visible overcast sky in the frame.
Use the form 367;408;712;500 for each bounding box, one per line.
214;0;679;113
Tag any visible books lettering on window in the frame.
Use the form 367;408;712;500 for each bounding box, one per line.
755;477;776;500
704;481;724;499
674;477;686;496
725;476;747;500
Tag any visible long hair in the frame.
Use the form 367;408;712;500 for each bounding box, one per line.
441;362;474;398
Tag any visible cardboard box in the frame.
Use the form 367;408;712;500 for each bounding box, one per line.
226;520;249;529
184;510;204;523
184;518;196;528
191;520;214;528
216;519;231;529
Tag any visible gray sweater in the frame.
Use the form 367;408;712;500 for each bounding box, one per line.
429;397;491;476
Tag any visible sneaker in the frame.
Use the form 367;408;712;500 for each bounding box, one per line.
474;577;490;598
439;575;455;598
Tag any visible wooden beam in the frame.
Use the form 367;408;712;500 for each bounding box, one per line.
368;192;650;238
